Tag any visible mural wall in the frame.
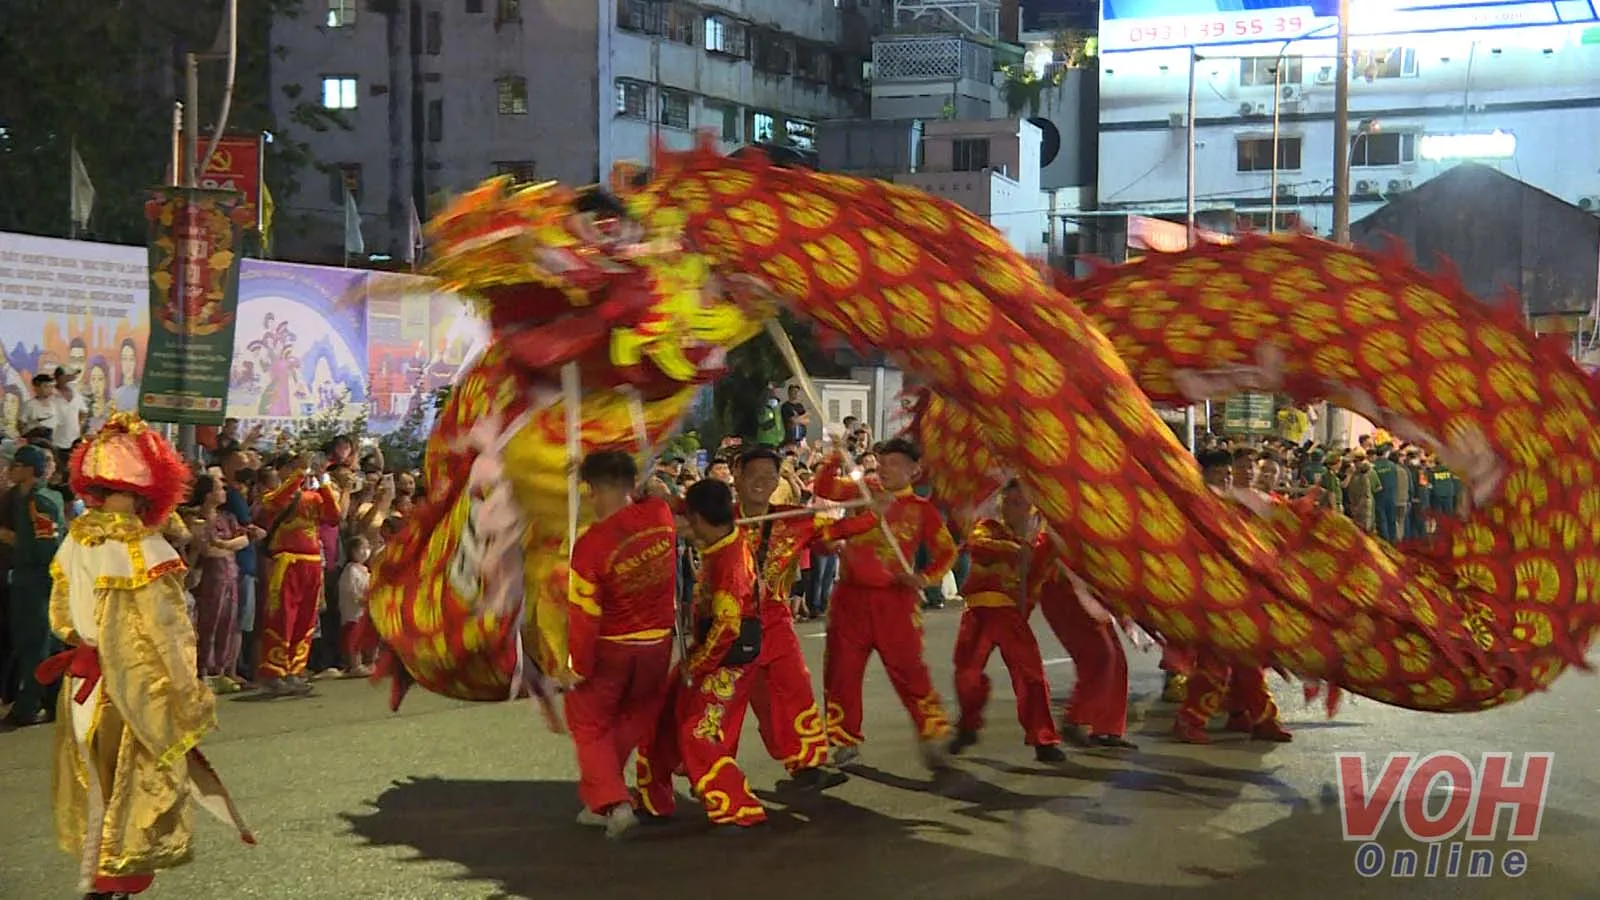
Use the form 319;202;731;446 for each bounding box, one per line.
0;231;486;439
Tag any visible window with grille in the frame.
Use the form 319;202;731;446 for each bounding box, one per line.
329;163;362;204
497;76;528;115
1353;48;1417;79
1239;56;1302;86
659;90;690;129
427;99;444;142
326;0;356;28
794;44;830;82
426;12;442;54
1236;136;1302;172
705;102;739;141
320;76;358;109
753;31;793;75
952;138;989;171
618;1;695;44
494;161;538;182
615;79;649;119
1351;131;1415;167
705;15;747;58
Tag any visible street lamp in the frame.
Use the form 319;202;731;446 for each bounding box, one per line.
1269;22;1339;231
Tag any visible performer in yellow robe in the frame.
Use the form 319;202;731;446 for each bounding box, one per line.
35;414;253;899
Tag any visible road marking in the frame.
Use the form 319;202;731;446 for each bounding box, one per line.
1043;657;1073;666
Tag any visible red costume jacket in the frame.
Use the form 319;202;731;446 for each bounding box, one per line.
255;477;342;557
963;517;1041;609
567;497;678;679
686;527;759;678
819;464;953;586
742;505;877;618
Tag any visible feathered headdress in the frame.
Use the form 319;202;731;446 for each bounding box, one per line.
69;412;192;527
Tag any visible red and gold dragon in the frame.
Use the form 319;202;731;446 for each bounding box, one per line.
368;135;1599;716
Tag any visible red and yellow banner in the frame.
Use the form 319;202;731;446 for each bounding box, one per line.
196;134;264;230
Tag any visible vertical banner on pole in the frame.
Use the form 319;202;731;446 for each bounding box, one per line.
139;187;251;424
195;133;265;232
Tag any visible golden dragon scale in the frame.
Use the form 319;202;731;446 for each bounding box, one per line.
617;138;1598;712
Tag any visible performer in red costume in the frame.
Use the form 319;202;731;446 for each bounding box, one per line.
732;447;877;788
565;451;678;841
815;437;957;770
254;455;344;696
635;478;767;830
1030;537;1137;750
1174;449;1292;744
949;480;1065;762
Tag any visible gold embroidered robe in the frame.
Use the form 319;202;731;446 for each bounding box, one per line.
48;510;249;888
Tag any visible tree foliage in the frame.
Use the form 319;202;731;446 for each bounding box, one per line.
0;0;345;245
707;312;848;446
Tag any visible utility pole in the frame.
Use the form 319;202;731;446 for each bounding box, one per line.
1185;47;1197;246
1331;0;1352;244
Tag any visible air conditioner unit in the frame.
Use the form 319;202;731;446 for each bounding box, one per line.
1239;102;1255;116
1387;179;1413;193
1579;195;1600;211
1254;102;1270;115
1281;85;1304;102
1276;184;1295;199
1355;179;1376;194
1315;67;1335;84
1168;112;1186;128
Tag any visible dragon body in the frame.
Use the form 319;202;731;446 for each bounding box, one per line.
368;138;1598;715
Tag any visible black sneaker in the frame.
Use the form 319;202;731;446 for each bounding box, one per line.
1090;734;1138;751
948;728;980;756
1059;722;1092;748
787;767;849;791
1034;744;1068;763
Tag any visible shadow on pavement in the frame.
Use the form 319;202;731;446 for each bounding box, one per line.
342;775;1591;900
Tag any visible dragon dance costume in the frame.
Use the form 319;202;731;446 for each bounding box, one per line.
738;467;878;777
565;496;678;818
813;462;957;760
36;414;252;898
1029;543;1135;746
254;474;343;688
951;515;1061;753
637;523;767;828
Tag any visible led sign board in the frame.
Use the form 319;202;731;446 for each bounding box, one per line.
1417;130;1518;160
1100;1;1600;52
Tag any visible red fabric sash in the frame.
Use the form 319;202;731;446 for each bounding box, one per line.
35;644;102;704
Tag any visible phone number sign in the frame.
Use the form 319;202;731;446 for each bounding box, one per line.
1105;11;1315;50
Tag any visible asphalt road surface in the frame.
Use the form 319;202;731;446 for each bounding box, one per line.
2;607;1597;900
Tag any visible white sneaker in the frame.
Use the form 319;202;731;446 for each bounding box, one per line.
829;744;861;768
919;737;954;772
604;804;639;841
576;808;607;828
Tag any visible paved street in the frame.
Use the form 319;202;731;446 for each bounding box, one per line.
1;608;1596;900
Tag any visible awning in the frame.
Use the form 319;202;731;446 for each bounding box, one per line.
1127;215;1235;253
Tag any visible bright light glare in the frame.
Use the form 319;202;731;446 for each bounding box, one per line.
1418;130;1516;160
849;468;865;481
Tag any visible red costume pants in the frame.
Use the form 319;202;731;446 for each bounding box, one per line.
564;639;673;814
823;583;951;748
951;605;1059;746
1176;650;1281;729
1037;593;1130;737
256;553;323;680
749;612;828;773
636;665;767;826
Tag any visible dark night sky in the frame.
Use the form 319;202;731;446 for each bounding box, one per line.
1022;0;1099;30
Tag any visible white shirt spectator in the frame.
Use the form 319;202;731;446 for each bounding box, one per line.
50;391;87;449
339;561;371;624
19;395;57;438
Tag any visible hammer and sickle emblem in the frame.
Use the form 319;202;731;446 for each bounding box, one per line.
212;149;233;171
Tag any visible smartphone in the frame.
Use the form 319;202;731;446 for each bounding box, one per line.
382;473;396;493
